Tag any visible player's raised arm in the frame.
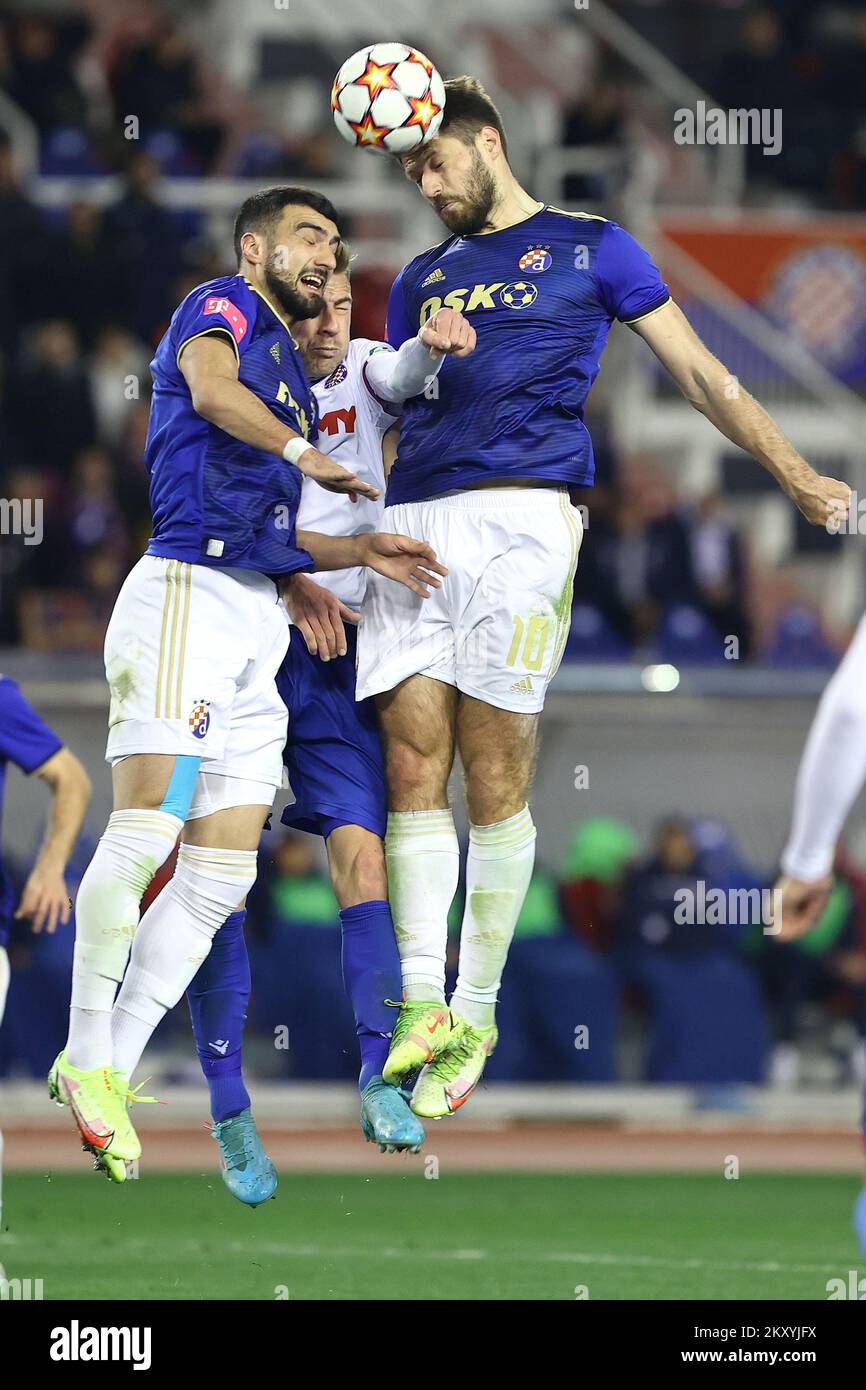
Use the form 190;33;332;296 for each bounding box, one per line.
631;300;851;528
363;308;476;405
295;528;447;598
178;335;378;502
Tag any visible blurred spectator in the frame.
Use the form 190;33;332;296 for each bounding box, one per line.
251;832;337;937
0;130;54;355
87;325;152;448
574;491;697;648
687;492;752;657
111;17;225;173
103;153;189;342
61;202;128;347
561;75;629;203
2;321;96;474
1;14;90;134
560;816;639;950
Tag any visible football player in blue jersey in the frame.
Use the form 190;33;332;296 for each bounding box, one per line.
49;186;449;1185
0;677;90;1236
186;268;476;1199
355;76;852;1118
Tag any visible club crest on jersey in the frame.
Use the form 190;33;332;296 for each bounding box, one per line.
324;360;348;388
189;700;211;739
501;280;538;308
518;247;552;273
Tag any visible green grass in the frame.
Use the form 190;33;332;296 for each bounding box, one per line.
2;1171;862;1300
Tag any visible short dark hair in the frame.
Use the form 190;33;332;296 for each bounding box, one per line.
439;76;509;161
233;186;347;266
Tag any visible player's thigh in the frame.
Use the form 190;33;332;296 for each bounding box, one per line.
375;674;458;810
326;824;387;909
456;694;540;824
355;500;456;704
181;801;272;852
111;752;202;812
456;489;583;715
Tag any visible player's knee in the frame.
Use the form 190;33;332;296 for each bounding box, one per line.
385;740;448;809
328;829;387;907
464;759;532;826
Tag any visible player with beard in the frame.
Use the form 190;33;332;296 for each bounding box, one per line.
356;78;851;1119
184;271;475;1194
48;187;447;1183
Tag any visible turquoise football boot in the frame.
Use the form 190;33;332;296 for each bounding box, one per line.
360;1075;425;1154
211;1108;277;1207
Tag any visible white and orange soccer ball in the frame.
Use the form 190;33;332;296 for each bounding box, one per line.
330;42;445;155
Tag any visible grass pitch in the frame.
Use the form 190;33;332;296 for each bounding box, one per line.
2;1170;861;1300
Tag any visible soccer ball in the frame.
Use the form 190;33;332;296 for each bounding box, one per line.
331;42;445;155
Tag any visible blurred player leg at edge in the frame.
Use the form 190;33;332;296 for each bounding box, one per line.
770;611;866;1285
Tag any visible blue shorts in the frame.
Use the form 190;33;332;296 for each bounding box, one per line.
277;624;387;841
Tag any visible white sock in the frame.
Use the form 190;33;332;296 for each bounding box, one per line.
111;843;258;1079
452;805;536;1029
385;809;460;1002
66;809;182;1070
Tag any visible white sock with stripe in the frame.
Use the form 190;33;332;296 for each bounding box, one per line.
111;843;258;1079
385;809;460;1002
66;809;183;1071
452;805;536;1029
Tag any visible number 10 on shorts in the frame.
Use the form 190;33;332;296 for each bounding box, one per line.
506;615;551;672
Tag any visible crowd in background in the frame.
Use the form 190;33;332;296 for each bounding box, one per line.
2;2;861;658
3;813;864;1087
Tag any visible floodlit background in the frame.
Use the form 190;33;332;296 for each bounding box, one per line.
2;0;865;1187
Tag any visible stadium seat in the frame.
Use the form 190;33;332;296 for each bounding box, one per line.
651;604;727;666
486;936;620;1082
627;949;768;1085
563;602;631;662
39;127;103;177
247;923;357;1080
142;131;199;179
763;605;839;669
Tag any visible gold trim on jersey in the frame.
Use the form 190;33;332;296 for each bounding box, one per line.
155;560;192;719
176;327;240;369
623;296;672;325
546;207;609;222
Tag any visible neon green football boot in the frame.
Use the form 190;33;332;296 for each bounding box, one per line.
381;1000;459;1086
48;1051;152;1182
410;1017;498;1118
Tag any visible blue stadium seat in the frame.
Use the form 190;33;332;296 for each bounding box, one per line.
39;127;103;177
247;923;357;1080
142;131;198;178
486;936;620;1082
627;949;768;1084
651;604;727;666
763;605;839;669
563;602;630;662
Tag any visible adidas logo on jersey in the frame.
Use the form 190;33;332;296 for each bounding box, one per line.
421;267;445;287
509;677;534;695
269;342;281;364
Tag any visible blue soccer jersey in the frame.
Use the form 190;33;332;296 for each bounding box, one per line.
146;274;317;577
0;677;64;947
385;208;669;505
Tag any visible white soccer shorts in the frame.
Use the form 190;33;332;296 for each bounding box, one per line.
355;486;583;714
104;556;290;791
